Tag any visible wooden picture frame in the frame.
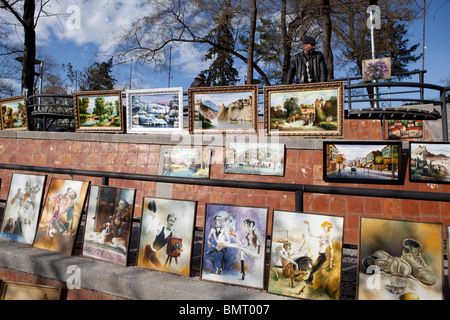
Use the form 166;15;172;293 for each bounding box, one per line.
267;210;344;300
136;197;197;277
264;81;344;137
33;178;90;255
188;84;259;135
0;95;28;130
0;173;46;245
409;142;450;184
81;185;136;266
323;141;403;185
362;57;392;82
357;217;444;300
73;90;123;133
200;203;268;290
0;281;62;300
126;87;184;134
224;142;285;176
159;146;212;178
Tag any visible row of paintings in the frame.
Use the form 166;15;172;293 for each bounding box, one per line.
161;141;450;185
0;82;345;137
0;174;448;300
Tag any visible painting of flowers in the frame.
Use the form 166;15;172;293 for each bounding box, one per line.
362;57;391;82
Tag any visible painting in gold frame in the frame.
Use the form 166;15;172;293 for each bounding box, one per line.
264;81;344;137
188;85;259;135
0;95;28;130
0;281;62;300
73;90;124;133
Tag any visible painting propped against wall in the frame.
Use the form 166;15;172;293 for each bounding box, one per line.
409;142;450;184
358;217;444;300
137;197;197;277
33;178;90;254
0;173;46;245
81;185;136;266
200;203;268;290
268;210;344;300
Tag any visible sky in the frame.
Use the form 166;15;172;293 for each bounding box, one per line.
1;0;450;98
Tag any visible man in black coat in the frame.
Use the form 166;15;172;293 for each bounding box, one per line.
285;36;328;84
190;73;208;87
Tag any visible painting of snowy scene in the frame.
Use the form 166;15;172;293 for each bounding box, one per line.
323;141;403;184
74;90;123;132
264;81;344;137
126;88;183;133
188;85;258;134
409;142;450;184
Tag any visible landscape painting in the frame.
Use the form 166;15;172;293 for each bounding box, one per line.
188;85;258;134
33;178;90;254
126;88;183;134
0;173;46;245
160;146;212;178
358;217;444;300
264;81;344;137
0;95;27;130
409;142;450;184
137;197;197;277
268;210;344;300
323;141;402;184
74;90;123;132
201;203;268;290
224;142;285;176
81;185;136;266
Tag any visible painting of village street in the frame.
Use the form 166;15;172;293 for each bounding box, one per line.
0;96;27;130
189;85;258;134
268;210;344;300
126;88;183;133
74;90;123;132
409;142;450;184
265;82;344;136
324;142;402;184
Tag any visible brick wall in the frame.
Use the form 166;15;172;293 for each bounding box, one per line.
0;118;448;246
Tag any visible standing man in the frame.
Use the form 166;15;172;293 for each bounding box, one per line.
190;73;209;87
285;36;328;84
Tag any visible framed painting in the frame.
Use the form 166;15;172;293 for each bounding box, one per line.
33;178;90;254
0;95;28;130
409;142;450;184
264;81;344;137
136;197;197;277
188;84;259;134
362;57;391;82
0;173;46;245
73;90;124;133
267;210;344;300
0;281;62;300
160;146;212;178
387;120;423;140
323;141;403;184
358;217;444;300
224;142;285;176
81;185;136;266
200;203;268;290
126;87;183;134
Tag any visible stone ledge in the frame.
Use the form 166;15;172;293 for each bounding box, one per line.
0;240;290;301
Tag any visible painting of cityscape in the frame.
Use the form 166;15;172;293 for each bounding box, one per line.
323;141;402;184
126;88;183;134
264;81;344;137
268;210;344;300
188;85;258;134
74;90;123;132
160;146;212;178
358;217;444;300
81;185;136;266
0;95;27;130
387;120;423;140
224;142;285;176
409;142;450;184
